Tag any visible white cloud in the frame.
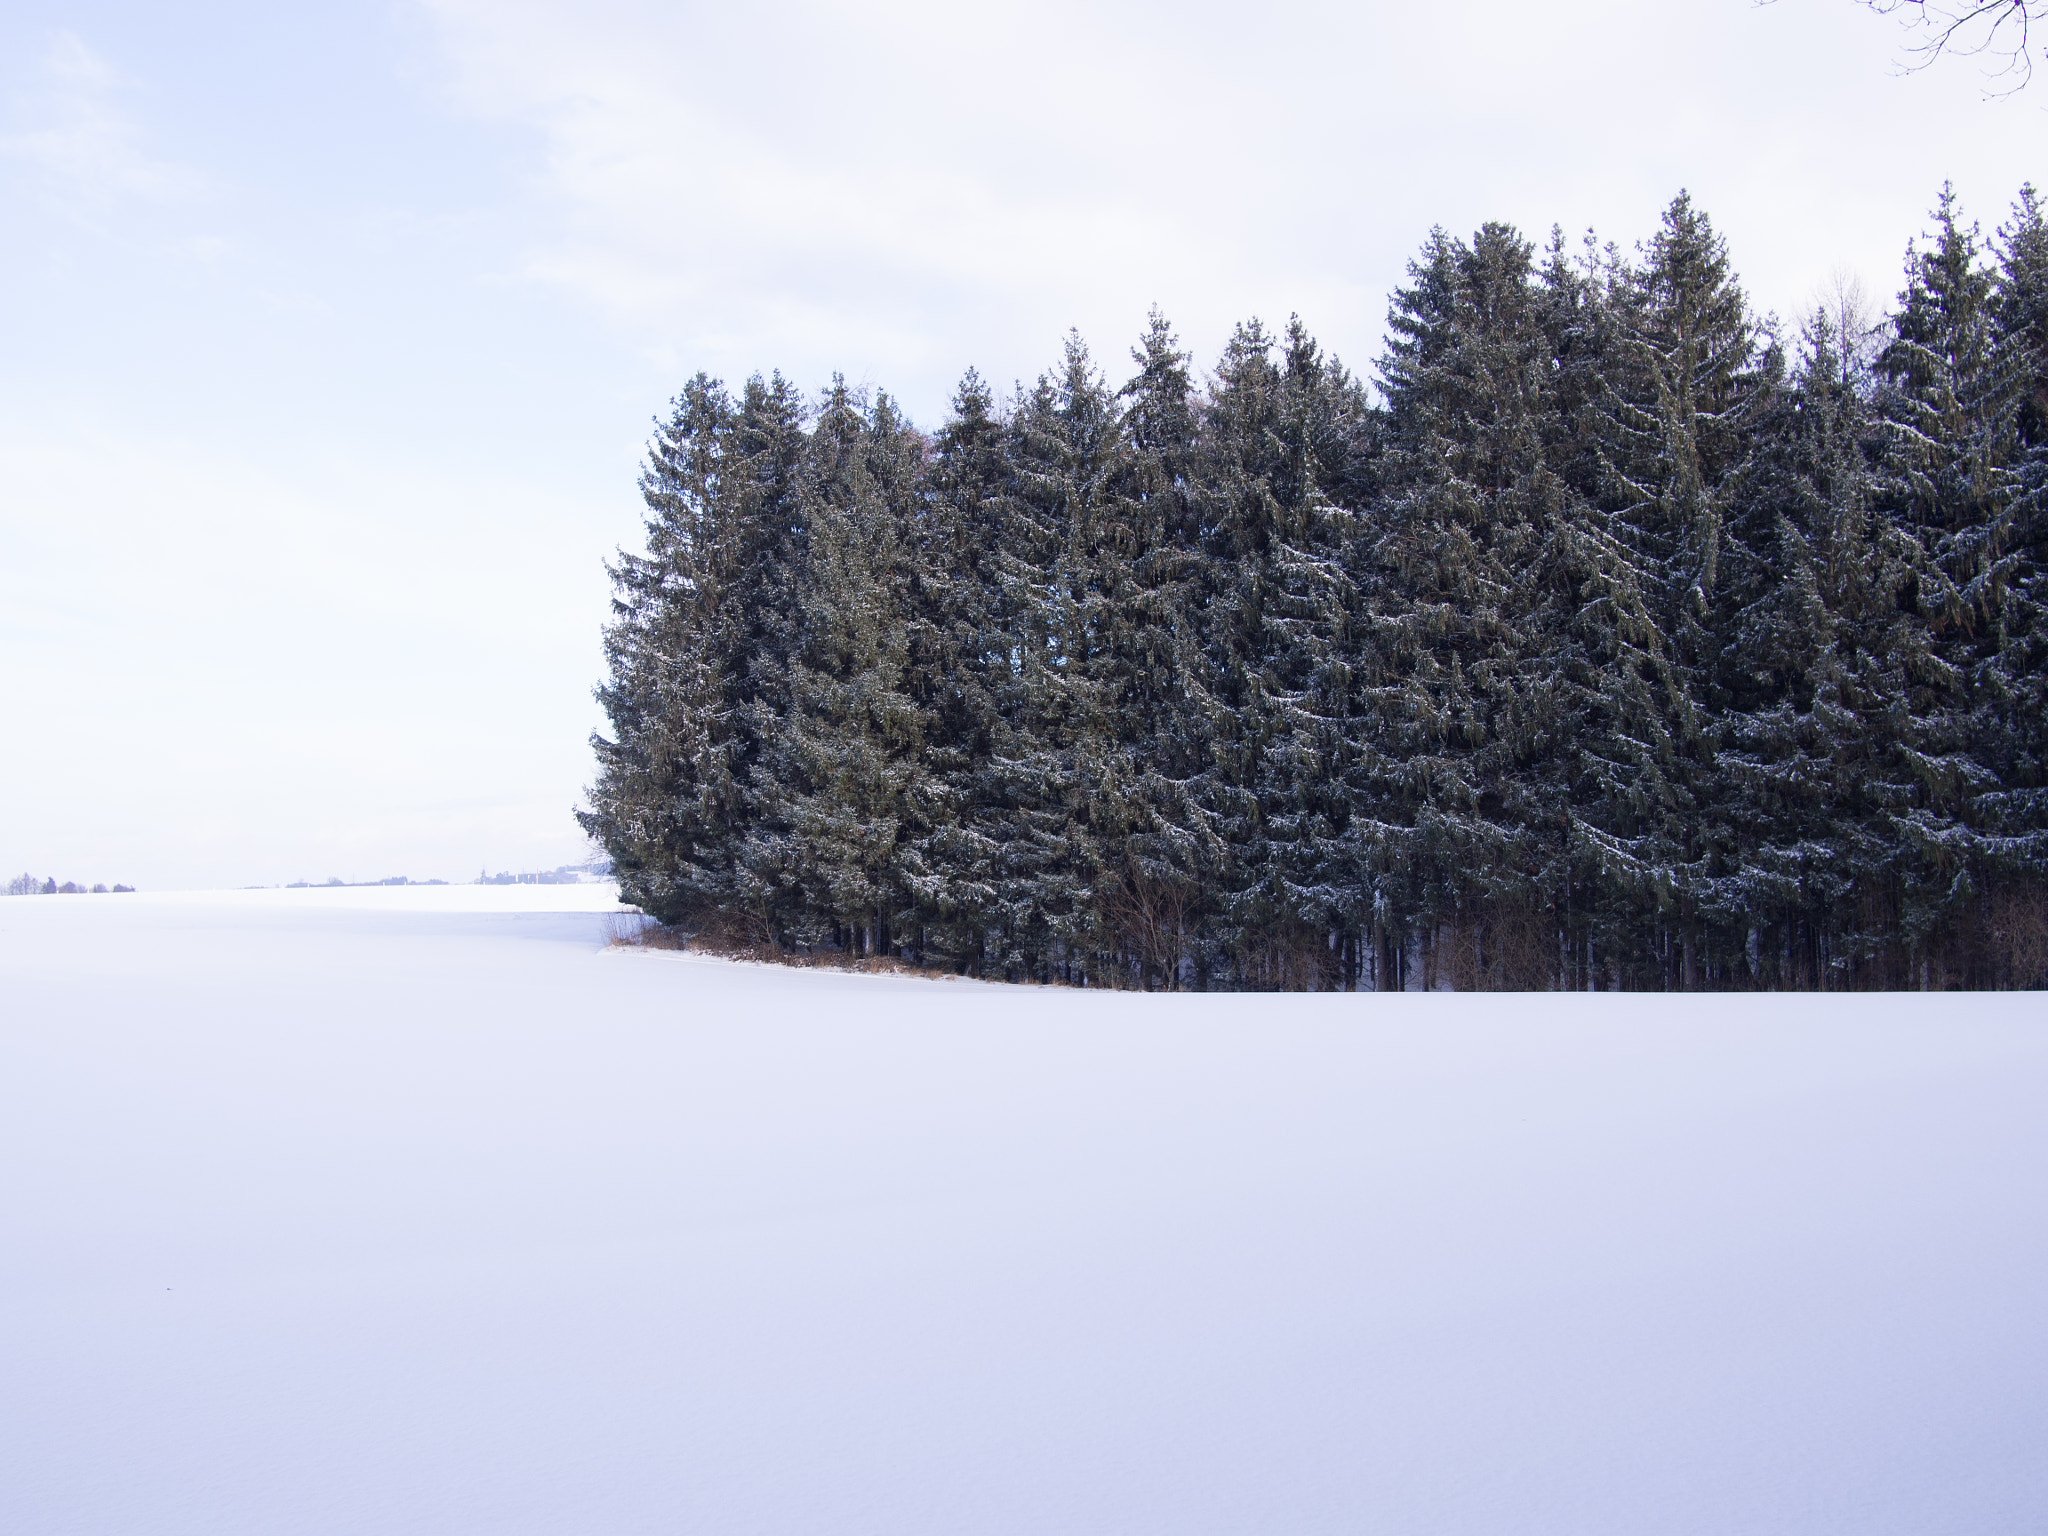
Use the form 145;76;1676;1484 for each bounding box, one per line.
1;31;211;222
413;0;2042;415
418;0;1238;399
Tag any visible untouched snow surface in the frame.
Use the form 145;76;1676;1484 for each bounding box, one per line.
2;887;2044;1536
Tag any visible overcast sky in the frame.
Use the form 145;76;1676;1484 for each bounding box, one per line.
1;0;2038;890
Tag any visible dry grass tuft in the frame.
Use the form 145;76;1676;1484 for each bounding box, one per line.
604;911;975;983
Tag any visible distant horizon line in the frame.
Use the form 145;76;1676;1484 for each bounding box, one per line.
7;860;617;897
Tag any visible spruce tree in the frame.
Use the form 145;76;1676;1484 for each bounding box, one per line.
1977;186;2048;975
1587;194;1771;984
1186;319;1364;986
972;337;1124;980
581;375;747;924
902;369;1014;970
740;384;938;957
1106;313;1219;985
1874;187;2027;974
1716;310;1926;985
1372;223;1599;988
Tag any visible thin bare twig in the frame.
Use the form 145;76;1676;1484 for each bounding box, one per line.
1862;0;2038;92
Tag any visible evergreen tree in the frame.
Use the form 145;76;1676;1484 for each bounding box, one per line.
581;375;745;924
1262;318;1376;987
902;369;1014;970
1586;194;1772;983
1104;313;1218;985
1874;187;2028;971
578;185;2048;990
993;334;1144;982
1716;311;1931;985
1978;187;2048;971
1371;223;1593;987
758;383;938;956
677;371;813;940
1186;318;1364;985
1999;185;2048;448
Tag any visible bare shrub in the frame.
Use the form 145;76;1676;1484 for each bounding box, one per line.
1982;884;2048;989
605;905;972;982
1474;899;1557;990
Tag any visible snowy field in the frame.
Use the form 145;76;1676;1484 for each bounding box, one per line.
2;887;2044;1536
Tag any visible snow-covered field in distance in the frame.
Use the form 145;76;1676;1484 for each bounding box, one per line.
81;881;636;913
2;888;2043;1535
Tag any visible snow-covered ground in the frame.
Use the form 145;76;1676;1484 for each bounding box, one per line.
2;887;2043;1535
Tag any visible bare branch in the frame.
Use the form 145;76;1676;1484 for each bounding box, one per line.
1860;0;2040;92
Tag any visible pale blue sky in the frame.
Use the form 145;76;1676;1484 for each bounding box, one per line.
2;0;2038;889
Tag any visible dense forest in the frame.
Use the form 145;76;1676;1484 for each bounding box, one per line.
581;187;2048;991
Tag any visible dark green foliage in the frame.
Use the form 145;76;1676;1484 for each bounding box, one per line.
1369;222;1613;987
584;186;2048;989
1992;189;2048;902
1182;318;1371;984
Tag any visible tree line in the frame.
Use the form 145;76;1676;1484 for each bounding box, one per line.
581;187;2048;991
7;875;133;894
